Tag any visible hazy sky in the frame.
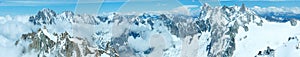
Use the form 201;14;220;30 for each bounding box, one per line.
0;0;298;6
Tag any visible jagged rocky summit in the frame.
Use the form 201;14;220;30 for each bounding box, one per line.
29;8;100;25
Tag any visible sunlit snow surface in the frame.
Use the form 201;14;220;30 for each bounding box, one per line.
1;3;300;57
234;19;300;57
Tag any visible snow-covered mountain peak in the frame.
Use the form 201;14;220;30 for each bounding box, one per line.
37;8;57;21
39;8;56;16
59;11;74;19
200;3;212;13
72;14;100;24
196;3;265;57
29;9;101;25
29;8;57;25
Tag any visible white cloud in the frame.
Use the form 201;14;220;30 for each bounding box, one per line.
252;6;300;14
183;5;199;8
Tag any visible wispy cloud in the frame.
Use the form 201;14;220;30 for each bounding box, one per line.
0;0;131;6
0;0;106;6
4;0;77;4
0;0;77;6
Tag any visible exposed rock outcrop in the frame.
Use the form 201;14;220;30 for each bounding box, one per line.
15;27;119;57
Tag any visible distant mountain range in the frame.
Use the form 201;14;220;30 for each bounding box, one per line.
0;3;299;57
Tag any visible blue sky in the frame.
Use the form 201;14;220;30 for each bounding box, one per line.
0;0;299;16
0;0;298;6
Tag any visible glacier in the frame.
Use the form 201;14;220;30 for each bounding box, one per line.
0;3;300;57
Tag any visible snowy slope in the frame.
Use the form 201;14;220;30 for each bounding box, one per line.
234;19;300;57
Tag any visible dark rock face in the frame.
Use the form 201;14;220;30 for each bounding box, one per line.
239;4;246;12
97;16;108;22
256;46;275;57
129;31;140;38
288;36;298;41
143;47;154;54
290;19;297;26
195;20;210;33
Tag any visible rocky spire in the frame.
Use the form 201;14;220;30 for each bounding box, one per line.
240;3;247;12
201;3;211;11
